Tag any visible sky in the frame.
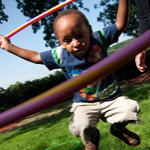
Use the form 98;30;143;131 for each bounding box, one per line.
0;0;130;89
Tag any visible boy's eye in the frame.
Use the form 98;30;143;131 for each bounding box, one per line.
77;34;84;38
63;39;72;43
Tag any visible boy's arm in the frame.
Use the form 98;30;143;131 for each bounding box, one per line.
0;35;43;64
115;0;129;36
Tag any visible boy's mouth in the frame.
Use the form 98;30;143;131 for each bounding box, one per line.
74;48;83;53
75;48;83;52
74;46;85;52
74;48;86;57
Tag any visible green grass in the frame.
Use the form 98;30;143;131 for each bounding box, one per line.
0;82;150;150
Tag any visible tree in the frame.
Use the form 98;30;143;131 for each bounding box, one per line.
0;0;139;47
0;0;8;24
94;0;139;37
15;0;88;48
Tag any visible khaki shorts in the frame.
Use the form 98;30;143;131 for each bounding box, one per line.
69;96;141;145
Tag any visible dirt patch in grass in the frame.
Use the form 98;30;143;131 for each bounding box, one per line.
121;70;150;86
0;122;21;133
0;99;72;134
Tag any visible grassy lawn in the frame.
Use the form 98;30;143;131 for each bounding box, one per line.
0;82;150;150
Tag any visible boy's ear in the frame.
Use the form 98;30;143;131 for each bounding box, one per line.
89;25;93;36
58;40;65;49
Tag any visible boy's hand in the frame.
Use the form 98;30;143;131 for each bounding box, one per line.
0;38;2;45
0;35;11;51
135;51;147;72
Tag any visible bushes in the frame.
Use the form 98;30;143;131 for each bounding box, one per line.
0;70;66;112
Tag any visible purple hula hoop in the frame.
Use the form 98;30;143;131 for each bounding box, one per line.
0;30;150;128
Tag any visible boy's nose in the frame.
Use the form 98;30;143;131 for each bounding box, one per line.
72;38;81;47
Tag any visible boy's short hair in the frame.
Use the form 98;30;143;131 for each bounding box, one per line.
53;9;90;39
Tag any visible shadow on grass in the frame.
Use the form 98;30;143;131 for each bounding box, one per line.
0;99;73;141
121;82;150;102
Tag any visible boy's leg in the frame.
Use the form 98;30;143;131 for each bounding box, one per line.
69;103;101;149
84;129;100;150
110;123;140;146
100;96;141;146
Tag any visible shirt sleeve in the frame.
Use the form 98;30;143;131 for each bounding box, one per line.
93;24;119;49
40;47;62;70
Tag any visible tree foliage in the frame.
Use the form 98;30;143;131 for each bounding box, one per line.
0;0;139;47
0;70;66;112
94;0;139;37
0;0;8;23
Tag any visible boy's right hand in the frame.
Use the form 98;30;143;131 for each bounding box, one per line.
0;38;2;45
0;35;11;51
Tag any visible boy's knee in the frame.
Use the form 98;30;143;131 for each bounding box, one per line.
118;97;140;122
69;120;95;138
123;97;140;113
106;96;141;124
69;114;90;137
119;96;140;112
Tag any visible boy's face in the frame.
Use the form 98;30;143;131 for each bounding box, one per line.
55;14;92;57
